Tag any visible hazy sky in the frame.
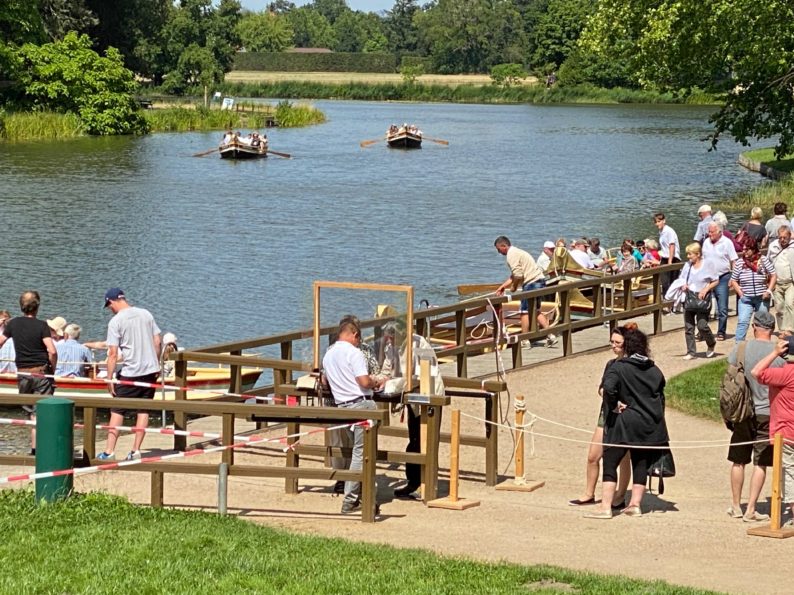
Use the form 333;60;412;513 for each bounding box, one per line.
241;1;393;14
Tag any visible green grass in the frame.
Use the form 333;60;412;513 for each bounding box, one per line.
0;110;85;141
0;490;720;594
743;148;794;174
666;360;727;422
713;175;794;213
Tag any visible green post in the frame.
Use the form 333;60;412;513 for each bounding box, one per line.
35;397;74;503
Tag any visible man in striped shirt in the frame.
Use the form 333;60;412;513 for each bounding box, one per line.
55;323;94;377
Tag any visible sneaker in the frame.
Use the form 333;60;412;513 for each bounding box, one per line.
545;334;558;347
520;339;530;348
743;511;770;522
394;484;420;498
705;350;716;358
682;354;695;360
97;451;115;461
583;509;613;519
124;450;141;461
341;500;362;514
333;480;345;495
727;506;743;519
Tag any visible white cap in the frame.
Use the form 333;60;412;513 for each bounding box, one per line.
162;332;178;346
543;241;555;249
698;204;711;214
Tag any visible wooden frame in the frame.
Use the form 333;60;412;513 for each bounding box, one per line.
312;281;414;390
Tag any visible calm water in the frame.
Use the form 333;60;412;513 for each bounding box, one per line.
0;101;763;351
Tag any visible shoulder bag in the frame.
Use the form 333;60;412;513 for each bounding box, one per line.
684;265;711;314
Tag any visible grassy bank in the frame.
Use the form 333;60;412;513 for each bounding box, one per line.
209;80;718;105
712;147;794;213
0;490;718;593
0;102;325;141
0;110;85;141
666;360;726;422
227;70;528;86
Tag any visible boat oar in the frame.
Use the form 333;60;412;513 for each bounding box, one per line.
424;136;449;146
192;147;219;157
360;136;385;148
265;148;291;159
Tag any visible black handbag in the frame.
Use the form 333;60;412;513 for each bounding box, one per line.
647;449;676;495
684;290;711;313
683;267;711;313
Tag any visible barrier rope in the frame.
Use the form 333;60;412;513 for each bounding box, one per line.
0;420;373;485
14;371;274;402
458;410;770;450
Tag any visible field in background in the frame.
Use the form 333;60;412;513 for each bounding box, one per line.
227;70;539;87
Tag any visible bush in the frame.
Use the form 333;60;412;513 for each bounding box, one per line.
232;51;397;73
400;64;424;84
490;63;528;88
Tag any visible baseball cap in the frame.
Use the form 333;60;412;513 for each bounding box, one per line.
46;316;67;337
103;288;125;308
698;204;711;214
543;241;555;249
752;311;776;330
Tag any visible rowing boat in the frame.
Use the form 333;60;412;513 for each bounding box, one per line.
387;125;422;149
219;139;268;159
0;366;263;401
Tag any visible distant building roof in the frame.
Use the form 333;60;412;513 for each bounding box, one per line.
287;47;333;53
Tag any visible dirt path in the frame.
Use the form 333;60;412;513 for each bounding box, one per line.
13;316;793;594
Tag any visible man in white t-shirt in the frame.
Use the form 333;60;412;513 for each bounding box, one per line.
702;221;738;340
769;225;794;332
571;238;597;269
322;319;382;514
654;212;681;298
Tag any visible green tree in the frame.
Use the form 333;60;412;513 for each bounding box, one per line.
490;62;527;87
38;0;97;41
14;31;147;134
582;0;794;156
267;0;296;14
237;11;294;52
531;0;592;68
415;0;528;74
332;11;386;53
310;0;349;24
400;63;424;84
385;0;419;55
287;6;336;48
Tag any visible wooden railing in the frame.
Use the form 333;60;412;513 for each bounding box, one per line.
0;394;386;522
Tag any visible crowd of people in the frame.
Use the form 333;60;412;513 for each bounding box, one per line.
387;123;422;137
220;130;266;148
0;289;178;462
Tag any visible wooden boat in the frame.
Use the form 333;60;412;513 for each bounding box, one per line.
0;366;263;401
219;139;268;159
387;125;422;149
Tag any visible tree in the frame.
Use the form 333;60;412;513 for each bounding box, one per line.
530;0;592;68
14;32;147;134
385;0;419;55
287;7;336;48
38;0;97;41
267;0;296;14
310;0;349;25
400;63;424;84
581;0;794;156
332;11;386;53
490;63;527;87
236;11;294;52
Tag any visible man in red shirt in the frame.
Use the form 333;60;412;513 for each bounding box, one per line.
752;337;794;523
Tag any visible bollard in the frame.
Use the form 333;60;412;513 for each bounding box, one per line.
428;409;480;510
495;394;545;492
218;462;228;515
35;397;74;503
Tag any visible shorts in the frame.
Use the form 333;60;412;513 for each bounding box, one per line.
727;415;772;467
784;444;794;504
111;372;159;415
17;374;55;415
519;278;547;314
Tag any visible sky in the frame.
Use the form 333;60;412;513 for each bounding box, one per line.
241;1;393;14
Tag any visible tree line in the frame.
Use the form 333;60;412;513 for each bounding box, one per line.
1;0;792;154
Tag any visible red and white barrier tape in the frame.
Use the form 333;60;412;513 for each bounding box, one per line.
0;420;374;485
15;371;274;402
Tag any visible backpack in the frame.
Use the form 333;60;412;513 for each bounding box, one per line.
719;342;755;424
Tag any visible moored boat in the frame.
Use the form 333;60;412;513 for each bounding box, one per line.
0;366;263;401
387;124;422;149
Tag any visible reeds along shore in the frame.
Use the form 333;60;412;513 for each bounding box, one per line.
0;103;326;141
210;81;719;105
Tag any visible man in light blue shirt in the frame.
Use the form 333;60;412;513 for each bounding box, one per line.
55;323;94;377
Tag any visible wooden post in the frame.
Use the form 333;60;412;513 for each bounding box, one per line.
428;409;480;510
151;470;164;508
221;413;235;467
496;394;545;492
484;393;498;487
285;421;299;494
361;423;378;522
748;432;794;538
83;406;96;459
173;359;188;451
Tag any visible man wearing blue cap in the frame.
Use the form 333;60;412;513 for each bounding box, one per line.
98;288;161;461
